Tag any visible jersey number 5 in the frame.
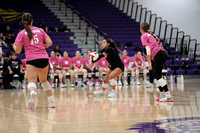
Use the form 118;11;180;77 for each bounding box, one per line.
31;35;39;45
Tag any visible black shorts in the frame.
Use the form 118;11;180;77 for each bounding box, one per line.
26;58;49;69
86;68;98;73
110;65;124;72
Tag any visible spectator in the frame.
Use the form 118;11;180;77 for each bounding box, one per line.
7;53;24;86
0;50;4;87
54;45;62;58
4;25;15;44
0;32;7;47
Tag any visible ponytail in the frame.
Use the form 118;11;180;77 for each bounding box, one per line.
141;23;162;47
22;13;33;41
147;30;162;46
106;39;120;54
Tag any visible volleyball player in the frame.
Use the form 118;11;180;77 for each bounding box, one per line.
89;39;124;98
140;23;173;102
13;13;56;108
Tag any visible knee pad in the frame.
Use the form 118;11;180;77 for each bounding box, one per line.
109;79;116;86
70;71;74;76
59;73;63;78
124;72;127;78
95;72;99;77
158;78;167;87
131;72;135;77
28;82;37;90
63;72;66;77
83;73;87;78
88;73;92;78
136;70;139;75
41;81;51;91
75;74;78;78
50;74;54;79
102;82;108;88
143;69;148;74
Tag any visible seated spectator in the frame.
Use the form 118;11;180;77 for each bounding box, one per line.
49;51;62;88
4;25;15;44
132;51;149;85
7;53;24;87
60;51;74;87
54;45;62;58
118;49;134;86
97;57;109;84
73;50;87;87
0;50;4;87
0;32;7;47
85;50;99;87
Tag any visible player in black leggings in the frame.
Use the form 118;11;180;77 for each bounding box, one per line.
89;39;124;98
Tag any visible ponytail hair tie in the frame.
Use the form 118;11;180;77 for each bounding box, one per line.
23;21;28;24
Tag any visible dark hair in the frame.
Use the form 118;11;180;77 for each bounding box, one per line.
123;49;128;53
22;13;33;40
105;39;120;54
87;49;92;52
141;23;162;46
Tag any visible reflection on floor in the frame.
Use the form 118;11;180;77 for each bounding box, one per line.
0;79;200;133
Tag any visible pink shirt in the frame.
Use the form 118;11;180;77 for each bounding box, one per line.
120;56;131;68
15;26;49;61
141;33;166;59
133;55;145;67
22;59;26;69
97;58;109;68
60;57;72;68
73;57;84;69
49;57;60;70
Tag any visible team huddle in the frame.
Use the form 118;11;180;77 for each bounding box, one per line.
12;13;173;109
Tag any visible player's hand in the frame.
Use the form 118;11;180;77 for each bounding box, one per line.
148;65;152;71
88;62;93;68
9;70;13;74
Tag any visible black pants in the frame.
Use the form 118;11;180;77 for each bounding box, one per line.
154;50;167;80
9;69;24;83
149;59;154;84
2;71;10;89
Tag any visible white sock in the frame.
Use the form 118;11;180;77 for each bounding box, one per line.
48;96;54;103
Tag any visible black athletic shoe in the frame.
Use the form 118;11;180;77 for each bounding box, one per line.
75;81;78;86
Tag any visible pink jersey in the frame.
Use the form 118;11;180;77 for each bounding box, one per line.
120;56;131;68
15;26;49;61
97;58;109;68
22;59;26;69
60;57;72;68
133;55;145;67
49;57;60;70
73;57;84;69
141;32;166;59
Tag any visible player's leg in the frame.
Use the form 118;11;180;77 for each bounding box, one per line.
135;67;140;85
26;64;38;108
61;69;67;87
81;69;88;87
67;69;75;87
123;68;128;86
74;68;79;86
143;67;149;84
50;70;55;88
129;68;135;85
55;70;63;88
99;67;103;84
118;73;122;86
94;68;99;86
87;69;93;87
39;65;55;108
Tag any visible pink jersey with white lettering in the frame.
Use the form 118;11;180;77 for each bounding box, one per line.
120;56;131;68
49;57;60;70
73;57;84;69
141;32;166;59
133;55;145;67
22;59;26;69
97;58;109;68
15;26;49;61
60;57;72;68
84;57;94;69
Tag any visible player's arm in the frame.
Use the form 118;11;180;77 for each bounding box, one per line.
13;43;22;54
144;45;152;69
44;37;52;48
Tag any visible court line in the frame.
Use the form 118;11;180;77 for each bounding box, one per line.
0;106;57;124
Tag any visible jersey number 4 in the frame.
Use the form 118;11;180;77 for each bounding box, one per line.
31;35;39;45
